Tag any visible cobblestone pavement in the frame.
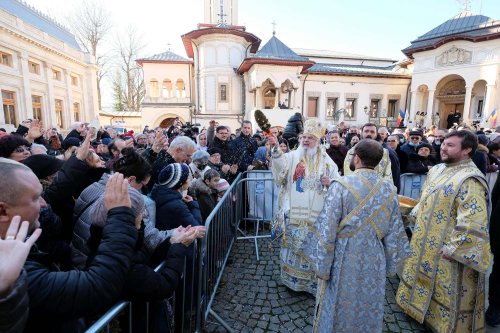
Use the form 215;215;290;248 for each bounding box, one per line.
205;240;429;332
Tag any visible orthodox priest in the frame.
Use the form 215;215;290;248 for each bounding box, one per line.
397;130;491;333
271;118;339;294
343;123;396;186
299;139;410;332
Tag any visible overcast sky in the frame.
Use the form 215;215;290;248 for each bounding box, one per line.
23;0;500;108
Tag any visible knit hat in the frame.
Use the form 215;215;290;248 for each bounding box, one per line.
417;142;433;153
89;186;145;227
101;138;112;146
21;154;64;179
158;163;190;190
477;134;488;146
215;178;230;192
135;133;146;140
62;137;81;150
192;150;210;162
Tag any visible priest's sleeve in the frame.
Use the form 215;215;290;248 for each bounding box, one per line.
382;192;411;276
299;181;343;280
441;177;491;274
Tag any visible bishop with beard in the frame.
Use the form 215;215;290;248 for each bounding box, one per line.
270;118;339;294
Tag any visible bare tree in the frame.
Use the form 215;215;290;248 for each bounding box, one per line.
68;0;112;110
112;26;145;112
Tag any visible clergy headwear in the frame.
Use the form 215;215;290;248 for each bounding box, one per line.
303;119;325;139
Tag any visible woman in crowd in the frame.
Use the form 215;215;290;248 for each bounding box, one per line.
0;135;31;161
196;132;208;151
189;150;211;179
406;143;436;174
348;134;360;149
152;163;202;231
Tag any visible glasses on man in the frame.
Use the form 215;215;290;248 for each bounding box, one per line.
387;140;397;142
410;136;421;141
14;146;31;153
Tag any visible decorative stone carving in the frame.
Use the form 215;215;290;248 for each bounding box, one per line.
436;47;472;67
439;79;466;97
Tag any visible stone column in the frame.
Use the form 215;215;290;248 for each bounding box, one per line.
408;90;417;126
424;90;435;127
44;62;56;127
462;86;473;124
64;69;74;124
19;53;32;120
482;84;495;124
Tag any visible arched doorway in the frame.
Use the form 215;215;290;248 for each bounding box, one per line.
158;115;186;128
435;75;466;128
471;80;487;121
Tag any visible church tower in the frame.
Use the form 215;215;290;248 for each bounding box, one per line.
204;0;238;25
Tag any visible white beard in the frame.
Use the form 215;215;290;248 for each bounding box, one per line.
297;143;319;160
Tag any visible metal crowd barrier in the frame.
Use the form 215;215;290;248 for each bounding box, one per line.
399;173;427;199
237;170;278;260
85;242;199;333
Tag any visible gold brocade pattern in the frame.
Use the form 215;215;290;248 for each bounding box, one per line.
396;160;491;333
343;147;393;185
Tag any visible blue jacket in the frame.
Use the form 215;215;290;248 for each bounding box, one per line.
151;185;202;230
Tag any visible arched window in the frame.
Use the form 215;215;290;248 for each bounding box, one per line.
176;79;185;98
149;79;159;98
162;79;172;98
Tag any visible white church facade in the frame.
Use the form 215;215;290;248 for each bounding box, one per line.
138;0;500;131
0;0;99;132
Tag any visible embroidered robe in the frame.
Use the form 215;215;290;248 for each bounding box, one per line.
300;169;410;332
343;146;393;184
271;147;339;294
396;159;491;333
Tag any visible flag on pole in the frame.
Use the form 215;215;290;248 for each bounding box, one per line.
397;109;405;127
403;109;409;127
487;108;497;127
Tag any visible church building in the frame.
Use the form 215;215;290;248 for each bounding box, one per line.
138;0;500;131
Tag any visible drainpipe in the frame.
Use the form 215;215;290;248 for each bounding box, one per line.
188;63;193;123
239;43;253;124
300;72;310;117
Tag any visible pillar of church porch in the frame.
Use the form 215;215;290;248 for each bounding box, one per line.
462;86;473;124
408;90;418;126
482;84;495;124
424;90;435;127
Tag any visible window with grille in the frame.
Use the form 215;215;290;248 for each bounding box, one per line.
327;98;337;118
345;99;356;118
29;61;40;74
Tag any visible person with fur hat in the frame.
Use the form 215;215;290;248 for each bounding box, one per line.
406;142;436;174
151;163;202;231
270;118;339;295
474;133;498;173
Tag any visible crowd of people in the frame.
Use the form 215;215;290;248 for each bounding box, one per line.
0;112;499;332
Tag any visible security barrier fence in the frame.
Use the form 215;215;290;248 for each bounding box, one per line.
86;170;498;332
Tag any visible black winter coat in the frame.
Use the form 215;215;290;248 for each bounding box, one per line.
43;155;106;241
149;150;176;193
24;207;138;333
282;113;303;138
151;185;202;231
406;154;436;174
0;271;28;333
230;134;258;172
208;137;234;165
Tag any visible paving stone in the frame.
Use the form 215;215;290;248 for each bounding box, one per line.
203;239;427;333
